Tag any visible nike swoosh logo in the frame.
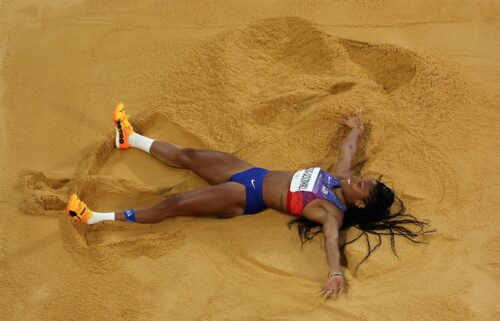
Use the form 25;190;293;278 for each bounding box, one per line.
251;179;256;189
126;212;132;217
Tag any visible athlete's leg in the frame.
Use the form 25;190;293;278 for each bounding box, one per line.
114;103;254;185
150;142;253;185
117;182;245;223
66;182;247;224
66;182;246;224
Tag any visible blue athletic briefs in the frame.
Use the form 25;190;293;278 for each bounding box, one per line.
228;167;269;214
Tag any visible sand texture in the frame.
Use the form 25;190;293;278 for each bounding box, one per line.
1;1;499;320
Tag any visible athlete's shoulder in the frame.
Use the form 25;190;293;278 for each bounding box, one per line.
303;202;343;226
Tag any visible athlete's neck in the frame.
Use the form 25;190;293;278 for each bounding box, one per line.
334;188;348;208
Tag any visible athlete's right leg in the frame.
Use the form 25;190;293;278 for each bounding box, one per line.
66;182;246;224
114;103;254;185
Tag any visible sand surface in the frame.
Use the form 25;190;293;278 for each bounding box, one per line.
1;1;499;320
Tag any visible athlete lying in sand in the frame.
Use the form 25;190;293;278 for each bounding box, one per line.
66;103;431;299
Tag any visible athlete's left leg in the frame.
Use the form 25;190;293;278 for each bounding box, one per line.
66;182;246;224
113;103;254;184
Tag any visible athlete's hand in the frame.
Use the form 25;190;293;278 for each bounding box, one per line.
335;109;364;131
320;275;344;300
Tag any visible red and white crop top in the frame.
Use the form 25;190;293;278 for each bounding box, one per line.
286;167;347;216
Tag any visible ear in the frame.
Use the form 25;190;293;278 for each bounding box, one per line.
354;199;366;209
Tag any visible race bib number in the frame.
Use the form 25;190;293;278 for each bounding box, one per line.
290;167;320;192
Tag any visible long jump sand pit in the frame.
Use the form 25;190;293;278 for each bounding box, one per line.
1;1;499;320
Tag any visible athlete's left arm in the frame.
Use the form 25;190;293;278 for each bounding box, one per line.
334;111;364;178
303;207;345;299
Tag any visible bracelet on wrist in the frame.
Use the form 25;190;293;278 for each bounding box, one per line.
328;271;343;278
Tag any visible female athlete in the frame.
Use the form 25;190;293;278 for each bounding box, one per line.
66;103;431;299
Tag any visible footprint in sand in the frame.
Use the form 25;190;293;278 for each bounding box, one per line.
19;110;207;252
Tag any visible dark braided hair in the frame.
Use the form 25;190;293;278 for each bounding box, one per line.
287;178;435;275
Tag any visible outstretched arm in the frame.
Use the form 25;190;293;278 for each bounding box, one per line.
335;110;364;178
303;207;345;299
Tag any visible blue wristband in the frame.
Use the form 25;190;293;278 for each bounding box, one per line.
124;209;136;223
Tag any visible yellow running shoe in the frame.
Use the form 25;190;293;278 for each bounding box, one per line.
113;102;134;149
66;194;93;224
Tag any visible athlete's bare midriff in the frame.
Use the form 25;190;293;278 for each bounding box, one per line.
262;170;294;212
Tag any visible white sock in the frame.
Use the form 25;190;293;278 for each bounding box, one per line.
87;212;115;225
115;128;155;153
129;133;155;153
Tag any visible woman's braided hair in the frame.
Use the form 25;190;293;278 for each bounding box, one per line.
287;177;435;275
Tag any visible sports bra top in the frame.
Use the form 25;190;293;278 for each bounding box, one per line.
286;167;347;216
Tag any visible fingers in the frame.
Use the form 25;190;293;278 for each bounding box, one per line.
319;287;332;295
351;108;362;120
320;289;334;299
332;114;347;122
332;111;354;118
323;290;337;300
357;108;364;121
319;287;341;300
331;113;342;120
333;109;364;126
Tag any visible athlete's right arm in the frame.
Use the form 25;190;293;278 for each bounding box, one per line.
335;111;364;178
303;207;345;298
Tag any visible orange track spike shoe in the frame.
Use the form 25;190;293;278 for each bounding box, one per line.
66;194;93;224
113;102;135;149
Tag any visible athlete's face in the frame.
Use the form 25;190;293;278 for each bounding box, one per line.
340;176;377;208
